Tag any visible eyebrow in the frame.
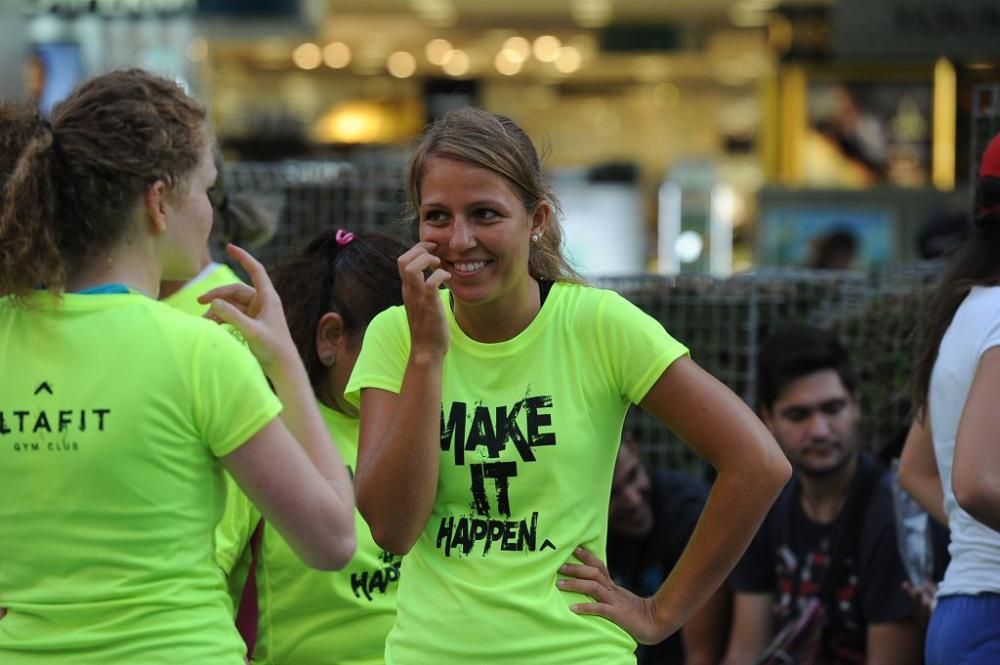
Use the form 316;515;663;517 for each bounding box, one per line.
420;199;509;210
779;398;847;416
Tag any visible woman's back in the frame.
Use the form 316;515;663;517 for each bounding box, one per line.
929;285;1000;596
0;291;280;662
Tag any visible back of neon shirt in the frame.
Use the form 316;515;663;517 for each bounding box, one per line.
0;292;282;662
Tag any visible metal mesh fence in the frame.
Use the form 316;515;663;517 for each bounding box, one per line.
222;158;945;478
221;156;412;269
598;264;940;477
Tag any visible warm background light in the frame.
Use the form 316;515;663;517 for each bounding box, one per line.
292;43;322;70
501;36;530;63
323;42;351;69
494;51;522;76
425;38;452;65
442;49;470;76
532;35;561;62
387;51;417;78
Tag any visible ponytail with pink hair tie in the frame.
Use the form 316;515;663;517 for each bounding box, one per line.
335;229;355;246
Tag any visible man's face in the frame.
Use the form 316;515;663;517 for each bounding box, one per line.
762;369;860;479
609;441;654;537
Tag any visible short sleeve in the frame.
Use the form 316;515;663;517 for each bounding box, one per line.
595;291;689;404
344;305;411;408
857;479;915;624
191;324;283;457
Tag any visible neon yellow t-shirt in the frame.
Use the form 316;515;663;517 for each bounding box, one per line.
216;402;401;665
0;292;282;663
162;262;242;317
345;282;689;665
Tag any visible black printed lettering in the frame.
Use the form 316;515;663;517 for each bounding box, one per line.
349;560;402;602
525;396;556;447
33;411;51;433
435;511;541;557
465;405;502;458
439;395;557;466
440;401;467;465
469;461;518;516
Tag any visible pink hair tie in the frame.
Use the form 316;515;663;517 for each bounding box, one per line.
335;229;355;246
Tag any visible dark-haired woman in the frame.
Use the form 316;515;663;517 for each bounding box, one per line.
900;132;1000;665
212;229;408;664
0;70;355;662
346;107;791;664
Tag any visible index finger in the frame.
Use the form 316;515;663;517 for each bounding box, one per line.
397;241;437;266
197;282;255;305
572;546;610;573
225;244;274;293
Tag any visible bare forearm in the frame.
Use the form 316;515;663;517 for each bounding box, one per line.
899;417;947;526
899;469;947;526
357;354;443;553
267;349;355;514
652;463;787;639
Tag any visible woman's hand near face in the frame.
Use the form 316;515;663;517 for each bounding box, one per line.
198;243;297;376
398;241;451;362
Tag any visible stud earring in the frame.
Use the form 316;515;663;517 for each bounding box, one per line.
320;355;336;367
531;233;540;242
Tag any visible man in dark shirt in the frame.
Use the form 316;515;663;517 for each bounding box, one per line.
721;325;921;665
608;433;730;665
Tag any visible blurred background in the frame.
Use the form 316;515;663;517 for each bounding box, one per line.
4;0;999;468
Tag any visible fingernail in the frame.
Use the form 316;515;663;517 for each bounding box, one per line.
556;580;566;588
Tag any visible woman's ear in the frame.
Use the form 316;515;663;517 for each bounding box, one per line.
530;200;552;238
144;180;169;235
315;311;346;368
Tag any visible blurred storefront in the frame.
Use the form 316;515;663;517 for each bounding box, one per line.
6;0;999;275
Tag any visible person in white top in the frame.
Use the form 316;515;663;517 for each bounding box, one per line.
899;131;1000;665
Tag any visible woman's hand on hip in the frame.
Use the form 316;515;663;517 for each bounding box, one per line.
558;546;677;645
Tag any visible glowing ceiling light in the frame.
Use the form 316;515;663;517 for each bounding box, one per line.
442;49;470;76
292;42;322;70
387;51;417;78
554;46;582;73
494;51;523;76
425;38;453;65
323;42;352;69
532;35;562;63
501;36;530;63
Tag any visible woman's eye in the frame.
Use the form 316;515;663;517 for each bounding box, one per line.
475;209;498;221
422;210;447;223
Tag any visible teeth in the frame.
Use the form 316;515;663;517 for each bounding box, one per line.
456;261;486;272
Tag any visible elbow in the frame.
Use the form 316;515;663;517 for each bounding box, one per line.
356;491;417;556
362;505;417;555
370;526;416;557
953;477;999;527
897;460;917;497
765;450;793;494
306;529;357;571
